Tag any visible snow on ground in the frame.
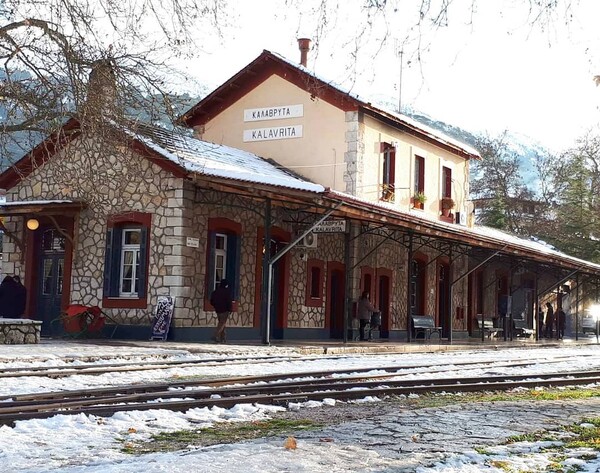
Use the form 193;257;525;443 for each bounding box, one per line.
1;340;600;472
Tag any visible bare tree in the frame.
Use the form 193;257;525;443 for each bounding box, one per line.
1;0;226;164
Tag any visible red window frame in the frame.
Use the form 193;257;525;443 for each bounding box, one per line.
103;212;151;309
305;258;325;307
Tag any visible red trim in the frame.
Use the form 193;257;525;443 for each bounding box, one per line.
208;217;242;234
203;218;242;312
376;267;393;332
253;226;290;329
360;266;375;298
0;119;81;190
305;258;325;307
24;224;37;319
102;212;152;310
180;52;360;128
325;261;345;329
0;120;188;190
108;211;152;227
103;298;147;309
179;51;479;160
25;216;75;320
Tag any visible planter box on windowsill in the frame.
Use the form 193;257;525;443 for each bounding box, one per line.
412;202;424;210
439;214;454;223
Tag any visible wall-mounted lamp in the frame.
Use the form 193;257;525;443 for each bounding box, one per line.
26;218;39;231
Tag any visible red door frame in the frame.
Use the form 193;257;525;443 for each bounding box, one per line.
325;261;345;331
24;215;74;320
376;267;392;333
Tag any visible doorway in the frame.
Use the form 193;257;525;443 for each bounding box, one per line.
326;262;346;339
437;261;450;337
36;227;66;336
377;272;391;336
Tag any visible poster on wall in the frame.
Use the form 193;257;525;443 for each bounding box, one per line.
150;296;175;341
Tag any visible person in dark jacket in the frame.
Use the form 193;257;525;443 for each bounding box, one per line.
12;276;27;318
210;279;233;343
545;302;554;339
557;309;566;340
0;276;19;318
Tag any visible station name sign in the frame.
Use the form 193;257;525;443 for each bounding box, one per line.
312;220;347;233
244;104;303;122
243;125;303;142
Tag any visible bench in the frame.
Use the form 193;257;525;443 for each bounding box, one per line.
582;317;597;334
475;317;504;339
411;315;442;340
0;318;42;344
512;318;534;338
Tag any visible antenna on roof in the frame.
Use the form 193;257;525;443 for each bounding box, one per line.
395;39;403;114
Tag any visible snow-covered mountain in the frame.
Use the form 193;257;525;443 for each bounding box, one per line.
368;94;551;193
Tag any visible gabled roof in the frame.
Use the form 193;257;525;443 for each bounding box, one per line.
130;124;324;193
178;50;480;160
0;120;324;195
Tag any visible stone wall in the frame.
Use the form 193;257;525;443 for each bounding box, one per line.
2;137;185;325
0;319;42;344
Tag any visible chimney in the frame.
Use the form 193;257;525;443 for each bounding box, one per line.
297;38;311;67
83;59;119;120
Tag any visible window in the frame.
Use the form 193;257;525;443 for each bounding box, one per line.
103;212;150;309
305;259;324;307
119;229;141;296
310;267;321;298
205;218;242;310
414;155;425;194
213;233;228;292
380;143;396;201
442;166;452;198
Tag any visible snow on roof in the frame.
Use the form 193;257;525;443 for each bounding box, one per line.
269;51;480;159
326;189;600;271
128;124;325;193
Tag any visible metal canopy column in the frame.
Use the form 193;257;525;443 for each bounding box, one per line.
260;198;272;344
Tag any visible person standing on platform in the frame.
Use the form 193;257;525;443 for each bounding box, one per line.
13;276;27;318
356;291;377;342
210;279;233;343
545;302;554;339
557;308;566;340
537;306;545;338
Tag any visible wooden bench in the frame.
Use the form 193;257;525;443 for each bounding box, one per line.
411;315;442;340
475;317;504;339
512;318;534;338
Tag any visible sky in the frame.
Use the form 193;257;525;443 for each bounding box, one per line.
2;341;600;471
179;0;600;152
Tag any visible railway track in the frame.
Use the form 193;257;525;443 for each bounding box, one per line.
0;352;595;380
2;364;600;426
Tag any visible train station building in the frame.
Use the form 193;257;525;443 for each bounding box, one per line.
1;42;600;343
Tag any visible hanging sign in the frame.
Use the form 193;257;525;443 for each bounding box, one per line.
150;296;175;341
312;220;347;233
